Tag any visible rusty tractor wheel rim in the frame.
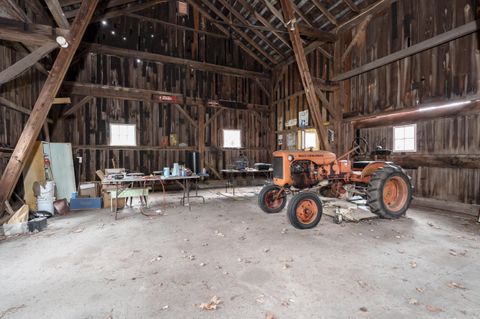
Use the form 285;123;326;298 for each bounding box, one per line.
296;199;318;224
383;176;409;212
265;190;283;209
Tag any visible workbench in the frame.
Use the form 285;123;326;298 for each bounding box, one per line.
220;168;273;195
102;174;207;219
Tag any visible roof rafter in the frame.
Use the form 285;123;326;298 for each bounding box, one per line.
199;0;278;64
215;0;286;58
185;0;270;68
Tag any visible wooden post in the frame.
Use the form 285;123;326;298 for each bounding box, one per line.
279;0;330;151
198;103;206;170
0;0;99;217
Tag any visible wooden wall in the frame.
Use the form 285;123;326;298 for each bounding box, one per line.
0;0;53;176
58;2;270;181
272;49;335;150
336;0;480;205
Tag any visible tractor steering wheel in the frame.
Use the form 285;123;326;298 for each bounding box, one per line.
352;137;369;157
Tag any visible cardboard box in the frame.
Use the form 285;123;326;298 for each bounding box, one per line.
79;182;99;198
102;192;125;209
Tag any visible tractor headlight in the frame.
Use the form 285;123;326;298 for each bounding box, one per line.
287;155;294;161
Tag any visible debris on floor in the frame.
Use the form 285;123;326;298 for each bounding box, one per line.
321;197;378;222
199;296;221;310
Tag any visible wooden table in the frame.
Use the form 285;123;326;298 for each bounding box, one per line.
220;168;273;195
103;174;207;219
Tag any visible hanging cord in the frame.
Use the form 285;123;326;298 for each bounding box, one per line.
139;178;168;217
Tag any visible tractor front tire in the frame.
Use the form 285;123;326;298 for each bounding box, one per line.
287;192;323;229
367;165;413;219
258;184;287;214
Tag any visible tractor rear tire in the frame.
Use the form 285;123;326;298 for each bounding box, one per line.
258;184;287;214
367;165;413;219
287;192;323;229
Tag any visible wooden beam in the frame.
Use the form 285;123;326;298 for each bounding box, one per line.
205;109;224;127
311;0;337;26
198;103;206;169
313;85;336;119
342;0;360;13
334;19;480;81
298;25;336;42
235;0;292;50
127;13;229;39
291;3;314;28
0;0;99;217
391;154;480;170
255;78;271;98
337;0;394;31
348;96;480;128
91;0;165;23
44;0;70;28
64;0;137;18
198;0;278;64
0;42;58;85
0;96;54;123
215;0;286;59
62;81;270;111
185;0;269;69
258;0;284;24
340;15;372;63
83;43;270;80
279;0;330;150
174;104;198;128
275;40;332;70
1;0;31;22
62;95;92;117
52;97;71;104
0;17;70;46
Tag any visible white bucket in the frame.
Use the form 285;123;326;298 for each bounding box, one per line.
37;197;55;215
40;181;55;198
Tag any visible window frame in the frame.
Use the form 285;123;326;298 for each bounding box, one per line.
109;123;137;147
222;129;242;149
393;124;417;153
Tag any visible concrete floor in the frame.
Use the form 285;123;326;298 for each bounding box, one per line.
0;187;479;319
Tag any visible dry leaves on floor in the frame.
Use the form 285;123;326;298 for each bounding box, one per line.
447;282;466;290
150;255;162;263
416;287;425;293
408;298;419;305
426;305;444;313
256;294;265;304
265;311;275;319
199;296;221;310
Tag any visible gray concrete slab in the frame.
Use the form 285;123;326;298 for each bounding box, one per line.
0;187;479;319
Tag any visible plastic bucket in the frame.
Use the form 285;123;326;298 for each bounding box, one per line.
37;197;55;215
40;181;55;198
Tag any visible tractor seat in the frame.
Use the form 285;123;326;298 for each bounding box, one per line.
352;161;372;170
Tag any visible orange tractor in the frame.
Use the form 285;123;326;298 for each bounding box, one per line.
258;142;413;229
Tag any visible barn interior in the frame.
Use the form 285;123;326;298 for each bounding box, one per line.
0;0;479;318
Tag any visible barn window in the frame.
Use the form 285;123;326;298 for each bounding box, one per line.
223;129;241;148
109;123;137;146
393;124;416;152
298;128;319;150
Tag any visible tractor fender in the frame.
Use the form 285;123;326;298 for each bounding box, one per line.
360;162;387;179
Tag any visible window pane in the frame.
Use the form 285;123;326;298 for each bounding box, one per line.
305;132;317;149
404;138;415;151
394;127;404;139
394;139;404;151
110;124;136;146
223;130;241;148
404;125;415;138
